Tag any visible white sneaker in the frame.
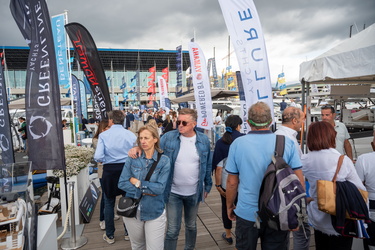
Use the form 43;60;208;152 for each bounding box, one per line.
114;214;120;221
124;233;130;241
99;221;105;230
103;233;115;244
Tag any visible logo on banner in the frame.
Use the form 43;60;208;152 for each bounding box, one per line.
28;116;53;139
196;73;202;80
72;30;99;86
201;118;208;127
0;134;10;151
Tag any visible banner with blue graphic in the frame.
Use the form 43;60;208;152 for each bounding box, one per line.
188;42;213;130
51;14;70;87
218;0;274;122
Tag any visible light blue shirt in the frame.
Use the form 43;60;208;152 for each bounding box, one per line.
94;124;137;164
225;131;302;222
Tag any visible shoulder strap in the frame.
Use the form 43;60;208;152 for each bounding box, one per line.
332;155;345;183
275;135;285;157
145;152;162;181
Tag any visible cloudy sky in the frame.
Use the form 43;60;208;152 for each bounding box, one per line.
1;0;374;84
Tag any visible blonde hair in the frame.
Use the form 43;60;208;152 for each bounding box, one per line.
147;119;159;130
137;125;163;153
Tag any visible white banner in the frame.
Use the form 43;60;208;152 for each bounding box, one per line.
218;0;274;124
158;76;169;112
188;42;214;130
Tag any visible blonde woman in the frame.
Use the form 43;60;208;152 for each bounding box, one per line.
118;125;170;250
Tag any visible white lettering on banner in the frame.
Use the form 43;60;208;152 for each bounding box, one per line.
35;3;51;107
52;14;69;85
218;0;274;126
188;42;213;129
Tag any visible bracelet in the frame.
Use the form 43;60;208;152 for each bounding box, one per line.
215;184;222;188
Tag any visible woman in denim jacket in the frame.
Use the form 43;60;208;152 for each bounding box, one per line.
118;125;171;250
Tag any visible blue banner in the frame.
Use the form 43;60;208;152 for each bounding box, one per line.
51;14;70;87
83;76;92;95
136;70;140;104
71;74;82;124
165;98;171;110
236;71;249;133
79;79;87;119
176;45;183;97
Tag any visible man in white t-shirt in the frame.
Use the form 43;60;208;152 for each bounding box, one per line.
321;105;353;160
215;112;223;125
128;108;212;250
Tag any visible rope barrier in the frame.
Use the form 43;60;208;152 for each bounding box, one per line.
57;185;74;240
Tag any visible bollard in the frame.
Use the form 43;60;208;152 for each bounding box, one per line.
61;182;88;249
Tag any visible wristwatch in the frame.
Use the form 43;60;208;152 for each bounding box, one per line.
215;184;222;188
135;180;141;188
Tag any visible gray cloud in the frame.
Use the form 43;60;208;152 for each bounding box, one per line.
1;0;374;82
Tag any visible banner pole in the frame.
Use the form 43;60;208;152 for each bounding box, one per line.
64;10;76;144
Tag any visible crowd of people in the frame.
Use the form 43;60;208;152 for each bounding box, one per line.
87;102;374;250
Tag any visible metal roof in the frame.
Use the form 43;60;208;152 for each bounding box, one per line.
1;46;191;71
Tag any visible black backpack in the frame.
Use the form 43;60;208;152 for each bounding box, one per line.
257;135;307;231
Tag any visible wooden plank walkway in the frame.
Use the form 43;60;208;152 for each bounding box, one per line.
57;187;316;249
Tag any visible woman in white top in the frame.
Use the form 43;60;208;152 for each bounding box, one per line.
302;121;366;250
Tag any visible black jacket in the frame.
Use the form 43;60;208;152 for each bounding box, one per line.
332;181;370;236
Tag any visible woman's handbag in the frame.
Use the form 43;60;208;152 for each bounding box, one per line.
116;152;162;218
317;155;368;217
117;197;140;217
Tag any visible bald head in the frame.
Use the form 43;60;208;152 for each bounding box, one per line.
281;107;305;131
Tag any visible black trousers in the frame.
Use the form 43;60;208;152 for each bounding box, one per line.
314;229;353;250
364;200;375;250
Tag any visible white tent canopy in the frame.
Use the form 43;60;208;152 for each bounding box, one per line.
299;23;375;84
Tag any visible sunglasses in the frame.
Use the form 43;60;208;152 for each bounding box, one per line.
176;120;190;126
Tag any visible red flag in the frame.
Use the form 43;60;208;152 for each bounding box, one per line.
0;52;3;66
147;86;155;93
162;67;168;73
148;80;155;86
148;74;155;80
149;66;156;72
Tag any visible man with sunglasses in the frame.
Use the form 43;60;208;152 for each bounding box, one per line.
128;108;212;250
321;105;353;160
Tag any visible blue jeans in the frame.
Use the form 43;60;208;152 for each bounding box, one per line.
292;221;311;250
164;192;199;250
103;192;115;237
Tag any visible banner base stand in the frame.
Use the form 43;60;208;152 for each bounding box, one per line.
57;224;84;239
61;235;87;250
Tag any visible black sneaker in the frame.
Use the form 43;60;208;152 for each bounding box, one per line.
222;232;233;245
